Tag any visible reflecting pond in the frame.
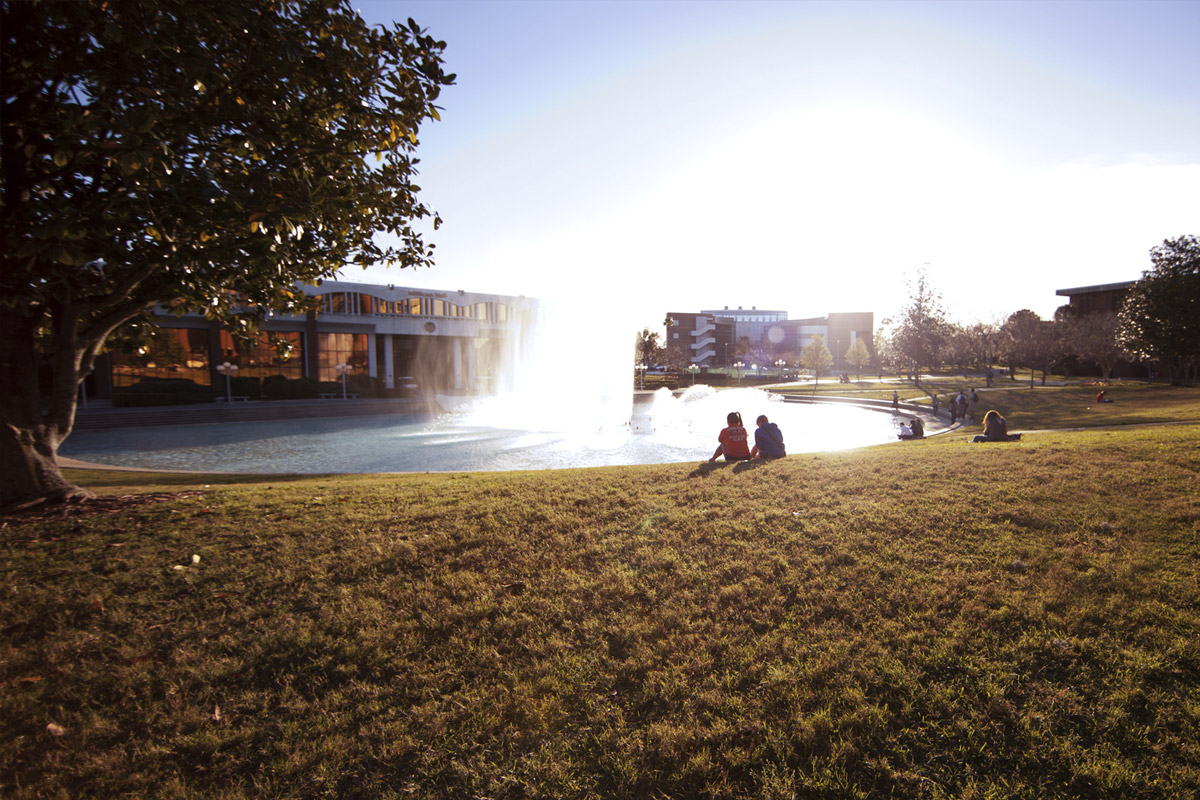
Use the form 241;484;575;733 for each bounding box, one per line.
60;387;912;474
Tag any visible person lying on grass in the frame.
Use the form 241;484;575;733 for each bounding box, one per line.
710;411;751;462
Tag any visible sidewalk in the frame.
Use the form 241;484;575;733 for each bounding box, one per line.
73;396;437;431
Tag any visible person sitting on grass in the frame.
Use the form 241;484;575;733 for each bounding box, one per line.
710;411;751;462
1096;390;1113;403
750;414;786;459
973;410;1010;442
899;417;924;439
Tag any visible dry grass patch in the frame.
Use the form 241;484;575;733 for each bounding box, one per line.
2;424;1198;798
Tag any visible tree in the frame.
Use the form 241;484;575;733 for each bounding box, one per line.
1057;306;1128;382
843;337;871;382
888;269;949;385
635;328;662;367
1118;235;1200;384
1000;310;1056;387
1;0;454;508
800;334;833;385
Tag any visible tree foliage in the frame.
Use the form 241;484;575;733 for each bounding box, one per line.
800;334;833;385
635;328;662;367
887;269;949;384
844;337;871;381
0;0;454;507
1117;235;1200;384
1000;309;1057;387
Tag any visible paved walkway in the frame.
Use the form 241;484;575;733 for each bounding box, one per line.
73;395;437;431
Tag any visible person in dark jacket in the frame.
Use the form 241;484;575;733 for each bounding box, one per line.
973;410;1009;442
750;414;786;459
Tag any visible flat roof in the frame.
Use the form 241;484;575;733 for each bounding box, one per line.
1055;280;1136;297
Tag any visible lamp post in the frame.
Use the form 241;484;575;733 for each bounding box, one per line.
688;363;699;385
752;363;759;382
733;361;744;384
216;362;237;403
335;362;351;399
775;359;787;381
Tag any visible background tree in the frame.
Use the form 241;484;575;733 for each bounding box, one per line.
1118;235;1200;384
966;321;1001;376
843;337;871;382
888;269;949;385
635;328;662;367
1000;310;1056;387
1054;305;1127;382
800;334;834;385
0;0;454;508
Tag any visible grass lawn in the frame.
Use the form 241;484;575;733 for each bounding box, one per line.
2;388;1199;798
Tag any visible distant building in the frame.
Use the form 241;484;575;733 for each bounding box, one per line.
666;306;873;368
88;280;537;398
1055;281;1136;315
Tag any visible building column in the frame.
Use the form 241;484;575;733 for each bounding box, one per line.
452;337;464;391
465;339;477;393
305;310;320;380
367;330;378;382
382;333;395;389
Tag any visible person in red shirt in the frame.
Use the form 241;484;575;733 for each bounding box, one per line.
709;411;751;462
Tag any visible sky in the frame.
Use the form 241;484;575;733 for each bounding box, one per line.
347;0;1200;334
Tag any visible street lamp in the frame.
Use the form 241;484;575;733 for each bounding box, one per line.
335;362;351;399
775;359;787;380
216;361;238;403
687;363;699;385
733;361;745;383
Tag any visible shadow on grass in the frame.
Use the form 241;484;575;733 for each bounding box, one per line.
688;458;776;478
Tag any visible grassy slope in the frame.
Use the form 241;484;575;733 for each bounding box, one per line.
2;396;1199;798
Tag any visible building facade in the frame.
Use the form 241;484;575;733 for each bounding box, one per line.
1054;281;1136;315
666;307;874;368
92;280;538;398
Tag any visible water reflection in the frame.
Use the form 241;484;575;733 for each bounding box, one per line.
60;388;909;474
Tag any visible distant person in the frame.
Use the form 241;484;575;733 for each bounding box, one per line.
955;390;968;421
931;394;940;417
709;411;751;462
948;398;958;424
969;389;979;419
898;421;912;439
1096;390;1112;403
973;410;1010;442
750;414;786;459
898;417;924;440
892;391;899;410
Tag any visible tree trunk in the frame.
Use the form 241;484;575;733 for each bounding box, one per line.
0;421;89;509
0;305;92;510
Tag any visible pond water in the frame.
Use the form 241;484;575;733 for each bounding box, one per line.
60;387;910;474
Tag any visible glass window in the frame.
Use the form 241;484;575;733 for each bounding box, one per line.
431;298;445;317
317;332;369;381
110;327;211;387
218;330;303;381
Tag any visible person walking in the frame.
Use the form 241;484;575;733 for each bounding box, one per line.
968;389;979;420
955;391;967;422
